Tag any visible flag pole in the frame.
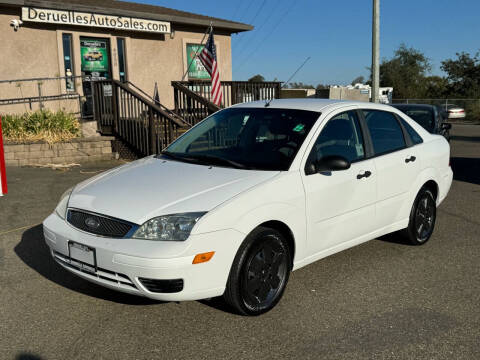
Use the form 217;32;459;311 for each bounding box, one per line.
181;22;213;82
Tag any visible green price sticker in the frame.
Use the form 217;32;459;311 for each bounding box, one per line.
293;124;305;132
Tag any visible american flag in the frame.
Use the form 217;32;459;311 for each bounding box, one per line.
199;29;223;106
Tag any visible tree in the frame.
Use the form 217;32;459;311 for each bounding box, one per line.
351;76;365;85
379;44;431;99
441;51;480;98
248;74;265;82
288;82;314;89
423;76;448;98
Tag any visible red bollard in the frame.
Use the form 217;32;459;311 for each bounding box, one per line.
0;116;8;195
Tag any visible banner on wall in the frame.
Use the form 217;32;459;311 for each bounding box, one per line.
0;117;8;196
80;39;109;73
186;43;211;80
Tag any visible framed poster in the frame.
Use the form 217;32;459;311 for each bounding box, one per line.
186;43;211;80
80;38;110;73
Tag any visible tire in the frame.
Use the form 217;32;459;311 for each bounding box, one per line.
402;187;437;245
224;226;291;316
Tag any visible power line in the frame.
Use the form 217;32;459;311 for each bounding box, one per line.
233;0;271;51
233;0;285;56
237;0;255;23
231;1;243;20
235;0;296;72
248;0;267;25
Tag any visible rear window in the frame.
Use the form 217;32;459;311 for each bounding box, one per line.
394;106;435;132
363;110;406;155
399;117;423;145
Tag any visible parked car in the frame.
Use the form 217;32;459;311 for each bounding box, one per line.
43;99;453;315
83;51;103;61
445;104;466;119
392;104;452;141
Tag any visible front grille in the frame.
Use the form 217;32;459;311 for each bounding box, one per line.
53;251;137;290
139;278;184;293
67;209;135;238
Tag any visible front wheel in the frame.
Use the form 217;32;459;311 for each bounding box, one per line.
402;187;437;245
224;227;291;315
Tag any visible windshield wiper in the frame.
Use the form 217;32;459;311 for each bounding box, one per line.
161;152;247;169
160;151;200;164
187;154;248;169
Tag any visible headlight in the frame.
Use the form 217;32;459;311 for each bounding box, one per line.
132;212;206;241
55;187;73;220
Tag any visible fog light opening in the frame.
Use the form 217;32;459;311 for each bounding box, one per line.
193;251;215;264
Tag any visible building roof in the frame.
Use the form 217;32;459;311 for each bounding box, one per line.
2;0;253;33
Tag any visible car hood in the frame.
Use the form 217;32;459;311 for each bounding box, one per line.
68;156;279;224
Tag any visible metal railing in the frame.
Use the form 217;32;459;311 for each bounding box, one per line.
0;75;86;115
93;80;187;156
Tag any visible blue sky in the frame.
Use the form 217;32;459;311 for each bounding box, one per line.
137;0;480;86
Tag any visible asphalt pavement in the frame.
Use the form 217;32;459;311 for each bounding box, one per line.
1;125;479;360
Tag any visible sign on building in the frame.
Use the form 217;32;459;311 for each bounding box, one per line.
186;44;211;80
80;39;109;73
22;7;171;34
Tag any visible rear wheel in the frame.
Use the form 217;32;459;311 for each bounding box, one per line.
403;187;437;245
224;227;291;316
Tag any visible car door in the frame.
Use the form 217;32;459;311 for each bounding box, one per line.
361;109;421;228
302;109;377;256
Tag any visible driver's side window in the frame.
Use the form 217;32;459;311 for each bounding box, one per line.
309;110;365;164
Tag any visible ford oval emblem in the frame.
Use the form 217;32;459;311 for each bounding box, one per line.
85;217;100;229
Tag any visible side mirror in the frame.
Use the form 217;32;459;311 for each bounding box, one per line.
441;122;452;130
306;155;351;175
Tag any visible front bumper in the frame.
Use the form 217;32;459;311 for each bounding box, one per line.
43;213;246;301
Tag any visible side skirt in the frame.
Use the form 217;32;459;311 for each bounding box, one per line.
292;218;409;271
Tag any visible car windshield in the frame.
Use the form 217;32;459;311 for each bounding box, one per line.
395;106;435;132
162;107;320;171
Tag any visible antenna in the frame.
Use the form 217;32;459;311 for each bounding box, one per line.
265;56;311;107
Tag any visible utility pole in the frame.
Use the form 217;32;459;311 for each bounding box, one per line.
371;0;380;103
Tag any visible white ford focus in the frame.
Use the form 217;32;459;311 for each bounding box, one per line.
43;99;452;315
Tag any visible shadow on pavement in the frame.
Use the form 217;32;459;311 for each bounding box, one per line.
14;225;159;305
450;157;480;185
16;353;44;360
450;135;480;143
198;296;237;315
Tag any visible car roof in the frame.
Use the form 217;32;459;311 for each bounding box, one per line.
231;98;395;113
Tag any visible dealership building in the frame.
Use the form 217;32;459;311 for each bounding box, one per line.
0;0;252;115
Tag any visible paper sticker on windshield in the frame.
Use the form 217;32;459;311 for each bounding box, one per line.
293;124;305;132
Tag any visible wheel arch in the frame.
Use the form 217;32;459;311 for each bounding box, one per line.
257;220;296;269
423;179;439;201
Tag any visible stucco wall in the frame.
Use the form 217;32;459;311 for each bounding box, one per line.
126;29;232;109
0;6;233;113
0;7;64;114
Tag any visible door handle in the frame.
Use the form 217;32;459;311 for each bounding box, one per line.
405;156;416;163
357;170;372;179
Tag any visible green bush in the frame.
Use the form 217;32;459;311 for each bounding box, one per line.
1;109;80;143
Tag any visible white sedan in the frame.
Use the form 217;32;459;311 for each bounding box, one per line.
43;99;453;315
446;104;466;119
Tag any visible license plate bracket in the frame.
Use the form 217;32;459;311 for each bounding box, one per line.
68;241;97;273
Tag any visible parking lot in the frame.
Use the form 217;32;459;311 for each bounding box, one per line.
1;124;479;360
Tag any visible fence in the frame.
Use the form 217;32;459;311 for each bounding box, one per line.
177;81;282;108
0;75;89;117
392;98;480;122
